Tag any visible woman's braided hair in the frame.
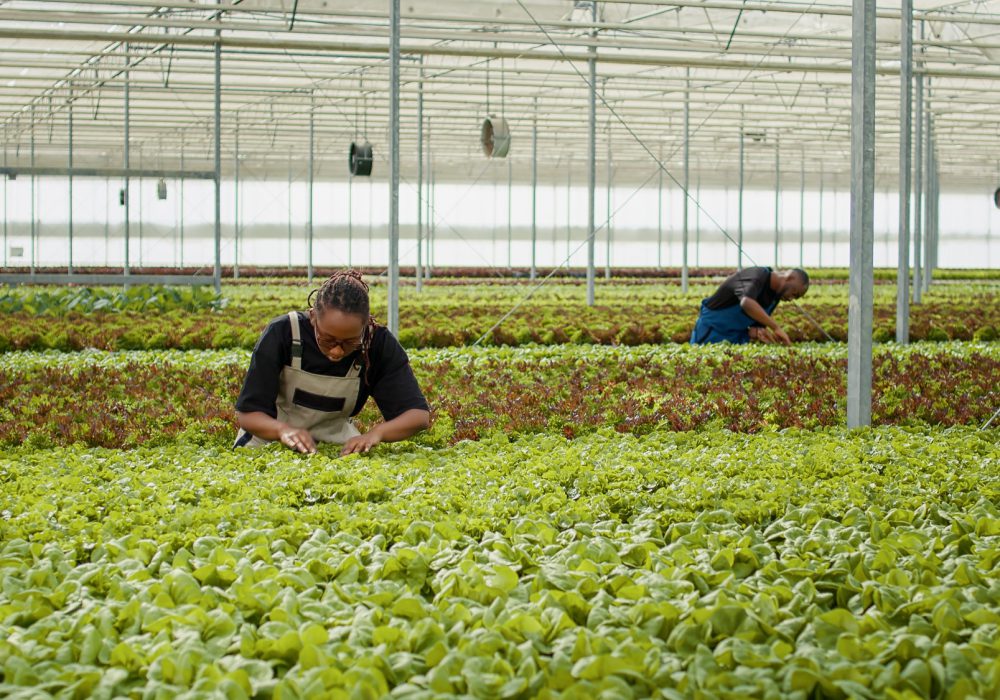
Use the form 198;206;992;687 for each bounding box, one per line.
307;269;378;378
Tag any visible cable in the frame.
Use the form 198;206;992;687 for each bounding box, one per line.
983;405;1000;430
529;0;821;260
466;0;837;342
788;299;837;342
470;163;666;346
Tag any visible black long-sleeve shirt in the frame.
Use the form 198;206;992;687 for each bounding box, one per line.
704;267;777;311
236;312;429;421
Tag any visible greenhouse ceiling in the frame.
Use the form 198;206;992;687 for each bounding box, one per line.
1;0;999;189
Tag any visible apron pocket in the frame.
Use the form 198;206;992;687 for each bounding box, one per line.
292;389;346;413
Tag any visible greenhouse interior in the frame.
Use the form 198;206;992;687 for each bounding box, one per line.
1;1;999;698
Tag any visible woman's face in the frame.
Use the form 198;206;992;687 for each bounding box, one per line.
309;307;366;361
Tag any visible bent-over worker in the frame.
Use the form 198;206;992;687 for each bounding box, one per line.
690;267;809;345
235;270;430;455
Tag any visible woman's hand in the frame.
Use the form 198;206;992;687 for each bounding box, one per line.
279;426;317;454
341;432;382;456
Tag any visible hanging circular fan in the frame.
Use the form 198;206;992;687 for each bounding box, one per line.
481;116;511;158
349;142;373;176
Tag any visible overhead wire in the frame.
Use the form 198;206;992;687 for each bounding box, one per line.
464;0;838;343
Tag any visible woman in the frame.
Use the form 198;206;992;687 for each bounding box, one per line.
235;270;430;455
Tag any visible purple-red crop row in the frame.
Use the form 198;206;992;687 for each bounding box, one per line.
0;297;996;353
1;346;995;449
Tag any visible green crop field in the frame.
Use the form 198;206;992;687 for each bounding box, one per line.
1;277;998;699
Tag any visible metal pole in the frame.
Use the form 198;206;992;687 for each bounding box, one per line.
287;152;293;269
605;126;612;280
847;0;876;428
682;67;690;292
68;83;74;274
897;0;912;343
428;156;435;276
104;178;109;265
923;114;933;292
566;163;571;261
933;143;940;278
213;32;221;293
933;146;940;274
138;146;143;267
508;157;513;269
426;125;433;277
123;48;130;283
2;147;6;268
30;109;35;275
234;112;240;279
347;172;353;268
738;114;744;270
308;94;315;285
913;20;924;304
818;169;824;268
586;0;596;306
695;168;701;269
774;137;780;267
491;172;497;266
531;103;537;280
657;143;663;270
416;55;423;291
179;132;185;268
799;148;805;268
388;0;400;333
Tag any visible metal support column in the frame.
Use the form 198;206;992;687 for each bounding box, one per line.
307;94;315;285
2;147;6;268
774;138;780;266
416;56;424;291
212;33;221;293
30;109;35;275
566;165;572;260
847;0;876;428
287;153;293;269
818;169;824;268
104;178;110;265
428;156;435;277
896;0;912;343
799;149;805;267
68;84;74;274
123;49;131;283
347;172;353;268
179;132;185;268
738;116;744;270
695;166;701;268
388;0;401;333
657;143;663;270
508;158;513;269
913;21;924;304
426;123;433;277
932;147;940;275
234;113;240;279
530;103;538;280
682;67;690;292
586;0;597;306
923;115;933;293
138;146;143;266
605;126;612;280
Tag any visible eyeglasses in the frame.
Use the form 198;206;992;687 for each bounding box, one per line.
319;336;362;352
311;321;363;353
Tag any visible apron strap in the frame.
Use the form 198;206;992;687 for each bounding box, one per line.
288;311;303;371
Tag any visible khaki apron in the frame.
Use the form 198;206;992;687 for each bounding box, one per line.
235;311;363;448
